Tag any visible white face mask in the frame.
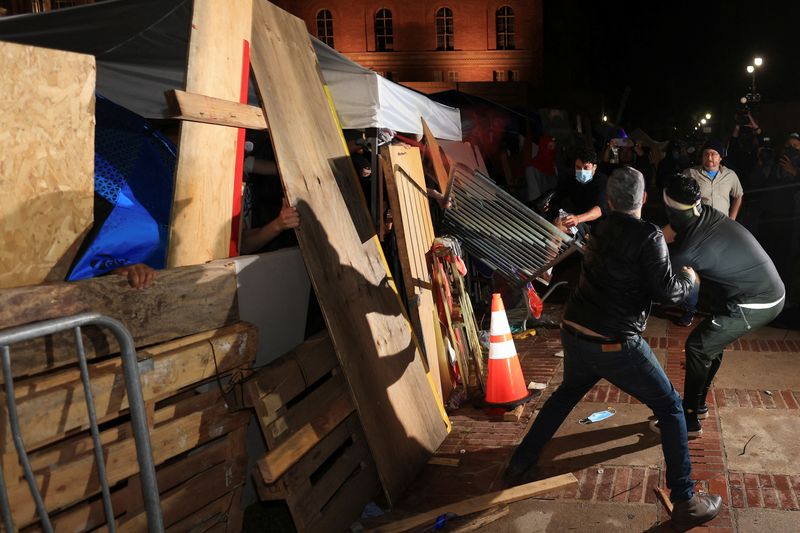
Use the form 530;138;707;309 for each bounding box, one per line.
575;169;593;184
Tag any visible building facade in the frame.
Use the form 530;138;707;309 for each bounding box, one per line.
273;0;543;85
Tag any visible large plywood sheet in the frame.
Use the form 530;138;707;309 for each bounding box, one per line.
382;145;451;400
0;41;95;288
250;1;449;505
167;0;252;267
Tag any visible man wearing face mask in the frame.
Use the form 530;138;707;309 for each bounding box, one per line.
554;145;608;235
652;175;784;438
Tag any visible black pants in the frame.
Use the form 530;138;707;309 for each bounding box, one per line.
684;300;785;415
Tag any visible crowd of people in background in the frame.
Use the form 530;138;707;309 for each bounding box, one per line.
518;114;798;328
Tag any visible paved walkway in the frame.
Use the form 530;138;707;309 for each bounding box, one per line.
382;316;800;532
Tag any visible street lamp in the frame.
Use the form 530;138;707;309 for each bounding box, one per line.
747;57;764;94
700;118;707;125
705;113;712;120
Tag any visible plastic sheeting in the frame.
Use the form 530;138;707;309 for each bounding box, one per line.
0;0;461;140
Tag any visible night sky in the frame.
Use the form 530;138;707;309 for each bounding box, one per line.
543;0;800;137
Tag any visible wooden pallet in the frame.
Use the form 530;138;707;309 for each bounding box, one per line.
0;313;255;530
248;334;381;532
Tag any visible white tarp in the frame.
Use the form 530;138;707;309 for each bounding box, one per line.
312;38;461;140
0;0;461;140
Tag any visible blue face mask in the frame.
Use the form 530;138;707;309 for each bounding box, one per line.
576;169;593;184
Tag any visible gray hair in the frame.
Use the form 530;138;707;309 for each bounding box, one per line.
606;166;645;213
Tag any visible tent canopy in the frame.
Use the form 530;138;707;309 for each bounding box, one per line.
0;0;462;140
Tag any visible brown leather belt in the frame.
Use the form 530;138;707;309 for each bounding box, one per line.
561;322;628;347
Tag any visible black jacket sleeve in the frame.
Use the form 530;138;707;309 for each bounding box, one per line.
642;230;694;304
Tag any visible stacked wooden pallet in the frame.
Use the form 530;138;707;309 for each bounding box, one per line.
0;261;254;531
247;333;381;533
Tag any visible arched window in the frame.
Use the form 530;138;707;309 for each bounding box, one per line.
496;6;515;50
375;8;393;52
316;10;335;48
435;7;454;51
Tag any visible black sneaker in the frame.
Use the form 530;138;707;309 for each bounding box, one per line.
671;492;722;531
675;310;695;327
696;404;708;420
649;419;703;438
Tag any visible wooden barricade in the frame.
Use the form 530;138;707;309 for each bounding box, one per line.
0;262;253;531
247;333;382;533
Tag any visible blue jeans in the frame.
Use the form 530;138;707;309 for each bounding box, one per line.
508;330;694;502
683;280;700;315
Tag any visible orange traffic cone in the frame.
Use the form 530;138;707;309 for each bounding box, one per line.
485;293;534;407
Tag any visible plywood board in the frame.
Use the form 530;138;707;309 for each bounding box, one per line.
0;260;239;380
167;0;252;267
438;139;482;177
250;1;449;505
382;145;450;400
421;118;450;194
0;41;95;289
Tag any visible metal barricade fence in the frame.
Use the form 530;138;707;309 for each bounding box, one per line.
0;313;163;533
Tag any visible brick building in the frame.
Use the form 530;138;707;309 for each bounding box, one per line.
273;0;543;86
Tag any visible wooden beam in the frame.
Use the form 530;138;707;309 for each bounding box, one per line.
448;505;510;533
250;1;449;505
654;487;674;514
165;89;267;130
0;260;239;381
1;322;257;453
368;473;579;533
427;457;460;467
257;391;354;483
0;41;95;289
167;0;253;267
421;118;451;195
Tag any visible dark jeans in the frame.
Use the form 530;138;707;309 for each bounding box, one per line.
684;300;785;414
508;329;694;502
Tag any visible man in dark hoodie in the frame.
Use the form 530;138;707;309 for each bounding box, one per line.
654;175;784;437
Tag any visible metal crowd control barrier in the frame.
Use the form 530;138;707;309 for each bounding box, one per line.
0;313;163;533
441;163;582;285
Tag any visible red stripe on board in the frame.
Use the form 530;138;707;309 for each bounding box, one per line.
229;39;251;257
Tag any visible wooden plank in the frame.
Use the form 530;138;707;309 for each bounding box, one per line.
448;505;510;533
165;487;242;532
1;322;257;453
503;404;525;422
427;457;460;467
473;145;489;175
0;41;95;289
250;0;449;505
368;473;579;533
244;332;337;428
32;405;238;533
122;450;247;531
654;487;674;514
0;260;239;381
438;140;481;176
421;118;450;194
263;371;348;449
303;458;381;533
6;392;249;527
167;0;252;266
165;89;267;130
382;145;450;401
257;391;354;483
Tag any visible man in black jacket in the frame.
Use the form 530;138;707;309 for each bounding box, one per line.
657;175;785;437
503;167;721;531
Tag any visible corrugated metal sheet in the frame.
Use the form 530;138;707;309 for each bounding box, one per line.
442;163;581;284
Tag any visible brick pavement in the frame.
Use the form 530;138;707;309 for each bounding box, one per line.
405;317;800;531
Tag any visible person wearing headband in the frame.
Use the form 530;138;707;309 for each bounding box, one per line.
653;175;784;440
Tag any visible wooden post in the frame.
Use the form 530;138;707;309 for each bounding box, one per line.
167;0;253;267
